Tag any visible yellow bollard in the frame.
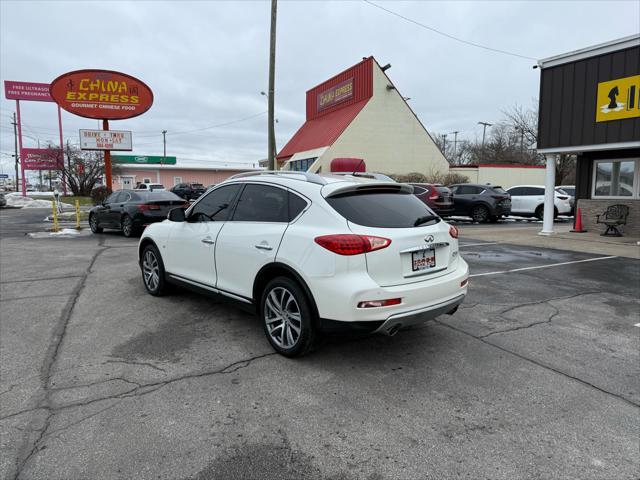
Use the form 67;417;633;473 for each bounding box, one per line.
51;199;59;232
75;199;81;230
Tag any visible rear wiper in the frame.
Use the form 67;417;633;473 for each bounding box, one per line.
414;215;440;227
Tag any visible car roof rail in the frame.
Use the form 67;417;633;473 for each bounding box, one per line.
228;170;327;185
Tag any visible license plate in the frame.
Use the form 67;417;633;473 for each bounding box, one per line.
412;248;436;271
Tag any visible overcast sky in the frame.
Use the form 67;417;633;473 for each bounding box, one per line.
1;0;638;178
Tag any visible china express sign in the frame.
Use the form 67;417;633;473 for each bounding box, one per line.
66;78;140;104
596;75;640;122
317;78;354;111
49;69;153;120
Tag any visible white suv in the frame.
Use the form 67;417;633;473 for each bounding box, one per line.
138;172;469;356
506;185;573;219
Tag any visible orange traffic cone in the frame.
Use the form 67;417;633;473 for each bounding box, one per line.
571;207;587;233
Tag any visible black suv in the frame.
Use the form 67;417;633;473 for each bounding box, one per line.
448;183;511;222
170;182;206;201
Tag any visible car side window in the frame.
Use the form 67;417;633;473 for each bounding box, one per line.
190;184;241;222
288;192;308;221
232;184;288;223
532;187;545;196
412;186;427;195
508;187;523;196
120;192;132;203
105;192;120;204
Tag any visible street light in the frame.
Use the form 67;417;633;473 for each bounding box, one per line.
478;121;492;150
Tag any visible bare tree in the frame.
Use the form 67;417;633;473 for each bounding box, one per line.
43;144;107;196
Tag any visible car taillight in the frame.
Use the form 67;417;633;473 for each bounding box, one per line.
557;195;569;200
138;204;161;211
357;298;402;308
449;225;459;239
428;190;439;200
314;234;391;256
491;195;508;200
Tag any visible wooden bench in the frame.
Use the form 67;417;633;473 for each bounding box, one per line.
596;204;629;237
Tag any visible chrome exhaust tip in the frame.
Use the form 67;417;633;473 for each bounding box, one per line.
386;324;402;336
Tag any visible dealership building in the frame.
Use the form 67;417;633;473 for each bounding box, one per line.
276;56;449;175
110;155;259;190
537;35;640;236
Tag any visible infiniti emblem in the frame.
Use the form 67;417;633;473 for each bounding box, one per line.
425;235;434;243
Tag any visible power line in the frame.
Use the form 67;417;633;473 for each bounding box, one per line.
135;111;268;138
362;0;537;61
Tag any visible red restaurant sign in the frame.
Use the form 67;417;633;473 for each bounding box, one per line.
4;81;53;102
49;69;153;120
20;148;63;170
317;77;354;111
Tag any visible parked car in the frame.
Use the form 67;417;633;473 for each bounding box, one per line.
138;171;469;357
410;183;454;217
506;185;572;219
89;189;185;237
170;182;206;200
0;193;6;208
556;185;575;215
448;183;511;222
135;183;165;191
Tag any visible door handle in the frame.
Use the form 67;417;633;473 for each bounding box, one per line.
255;244;273;251
201;238;215;245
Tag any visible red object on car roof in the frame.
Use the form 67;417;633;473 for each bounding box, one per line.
330;158;366;173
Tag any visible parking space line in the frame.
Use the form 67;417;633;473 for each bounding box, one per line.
635;323;640;328
459;242;498;248
469;255;618;277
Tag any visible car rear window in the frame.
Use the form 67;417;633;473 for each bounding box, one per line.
326;190;437;228
490;186;508;194
137;191;183;201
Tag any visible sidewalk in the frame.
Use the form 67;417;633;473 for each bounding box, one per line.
458;223;640;259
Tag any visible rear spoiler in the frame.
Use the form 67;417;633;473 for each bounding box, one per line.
323;182;414;198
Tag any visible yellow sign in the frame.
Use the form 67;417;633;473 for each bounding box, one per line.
596;75;640;122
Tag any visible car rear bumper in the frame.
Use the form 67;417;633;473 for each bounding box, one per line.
374;293;465;335
310;258;469;326
494;205;512;216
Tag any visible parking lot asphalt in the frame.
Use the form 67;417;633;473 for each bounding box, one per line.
1;207;639;480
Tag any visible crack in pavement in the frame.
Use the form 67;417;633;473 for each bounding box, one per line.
1;293;77;302
12;238;108;480
0;275;84;285
479;304;560;339
103;358;168;373
434;320;640;409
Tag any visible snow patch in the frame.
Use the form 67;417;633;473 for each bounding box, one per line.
5;195;53;208
27;228;91;238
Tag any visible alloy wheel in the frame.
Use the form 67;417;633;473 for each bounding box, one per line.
89;215;98;232
122;216;133;236
142;250;160;292
472;205;488;222
264;287;302;349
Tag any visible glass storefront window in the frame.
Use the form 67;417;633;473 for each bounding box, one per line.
593;159;638;198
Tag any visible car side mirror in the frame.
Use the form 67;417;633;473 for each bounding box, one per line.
168;207;186;222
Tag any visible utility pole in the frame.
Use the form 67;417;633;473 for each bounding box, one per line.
478;121;492;156
12;113;19;192
449;131;459;164
162;130;167;166
267;0;277;170
518;127;525;155
442;134;448;160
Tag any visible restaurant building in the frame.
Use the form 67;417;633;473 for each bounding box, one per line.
537;35;640;236
276;57;448;176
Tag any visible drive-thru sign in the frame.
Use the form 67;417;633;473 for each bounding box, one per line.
80;130;132;151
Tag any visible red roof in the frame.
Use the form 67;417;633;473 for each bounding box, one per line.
277;100;369;161
277;57;374;161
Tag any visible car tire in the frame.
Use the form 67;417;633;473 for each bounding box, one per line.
488;215;499;223
141;244;169;296
89;213;103;233
535;206;559;220
260;276;316;357
121;214;138;238
470;204;489;223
